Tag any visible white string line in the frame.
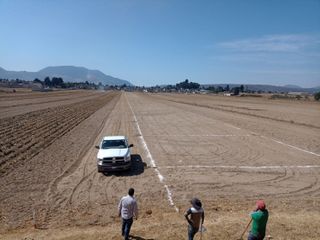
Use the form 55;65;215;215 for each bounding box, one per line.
158;165;320;170
126;94;179;212
266;137;320;157
224;123;241;130
224;124;320;157
142;134;251;137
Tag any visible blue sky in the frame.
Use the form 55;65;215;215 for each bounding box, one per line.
0;0;319;87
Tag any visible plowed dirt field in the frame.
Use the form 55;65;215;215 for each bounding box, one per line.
1;91;319;239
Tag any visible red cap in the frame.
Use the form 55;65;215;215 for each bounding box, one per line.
256;200;266;210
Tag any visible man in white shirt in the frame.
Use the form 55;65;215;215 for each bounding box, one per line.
118;188;138;240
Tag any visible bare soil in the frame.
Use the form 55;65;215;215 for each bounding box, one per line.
1;91;319;239
0;90;103;119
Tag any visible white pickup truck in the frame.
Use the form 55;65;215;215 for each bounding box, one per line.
95;136;134;173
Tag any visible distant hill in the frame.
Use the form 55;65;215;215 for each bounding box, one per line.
202;84;320;94
0;66;132;86
283;84;302;89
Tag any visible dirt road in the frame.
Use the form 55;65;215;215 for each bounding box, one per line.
1;91;319;239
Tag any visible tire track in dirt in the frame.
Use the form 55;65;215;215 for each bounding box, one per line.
96;94;135;206
40;92;134;227
272;168;320;197
102;175;116;204
68;93;136;223
67;169;96;205
37;93;120;227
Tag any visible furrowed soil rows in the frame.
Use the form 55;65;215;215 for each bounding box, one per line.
0;90;103;119
0;91;96;109
0;92;118;173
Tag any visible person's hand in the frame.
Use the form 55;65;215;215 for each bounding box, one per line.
188;219;194;226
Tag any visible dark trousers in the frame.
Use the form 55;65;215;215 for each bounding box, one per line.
248;232;264;240
188;224;199;240
122;217;133;240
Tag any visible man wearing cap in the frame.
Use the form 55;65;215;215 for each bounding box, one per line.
248;200;269;240
184;198;205;240
118;188;138;240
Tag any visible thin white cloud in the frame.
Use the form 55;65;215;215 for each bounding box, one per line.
209;34;320;88
218;34;320;53
245;69;320;75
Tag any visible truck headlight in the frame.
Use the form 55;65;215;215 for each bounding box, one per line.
97;159;103;165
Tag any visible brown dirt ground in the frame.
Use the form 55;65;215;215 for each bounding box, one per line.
1;91;320;239
0;90;103;119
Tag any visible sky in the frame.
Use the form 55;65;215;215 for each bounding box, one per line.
0;0;320;87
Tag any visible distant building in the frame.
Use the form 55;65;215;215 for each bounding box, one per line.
31;83;43;91
288;92;305;96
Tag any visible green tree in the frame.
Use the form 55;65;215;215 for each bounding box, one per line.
233;87;240;95
314;92;320;101
216;86;224;92
176;79;200;90
207;86;215;92
44;77;51;87
33;78;43;84
51;77;64;87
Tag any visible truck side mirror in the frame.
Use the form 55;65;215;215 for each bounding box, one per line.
95;145;100;149
129;144;134;148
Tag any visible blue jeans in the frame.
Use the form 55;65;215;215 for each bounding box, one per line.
188;224;199;240
122;218;133;240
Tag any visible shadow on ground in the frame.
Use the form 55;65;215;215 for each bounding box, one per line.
102;154;147;177
130;235;155;240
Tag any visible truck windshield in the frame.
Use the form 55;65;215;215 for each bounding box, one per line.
101;140;127;149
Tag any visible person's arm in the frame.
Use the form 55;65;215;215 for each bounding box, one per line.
134;201;138;220
184;209;193;226
118;198;122;217
201;211;205;225
250;211;260;221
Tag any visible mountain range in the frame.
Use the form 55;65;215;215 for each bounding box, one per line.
0;66;132;86
1;66;319;93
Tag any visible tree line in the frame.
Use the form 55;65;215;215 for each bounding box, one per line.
0;77;102;90
168;79;245;95
33;77;100;89
34;77;64;87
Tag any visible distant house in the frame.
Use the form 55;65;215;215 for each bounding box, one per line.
31;82;43;91
199;89;209;94
288;92;304;96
